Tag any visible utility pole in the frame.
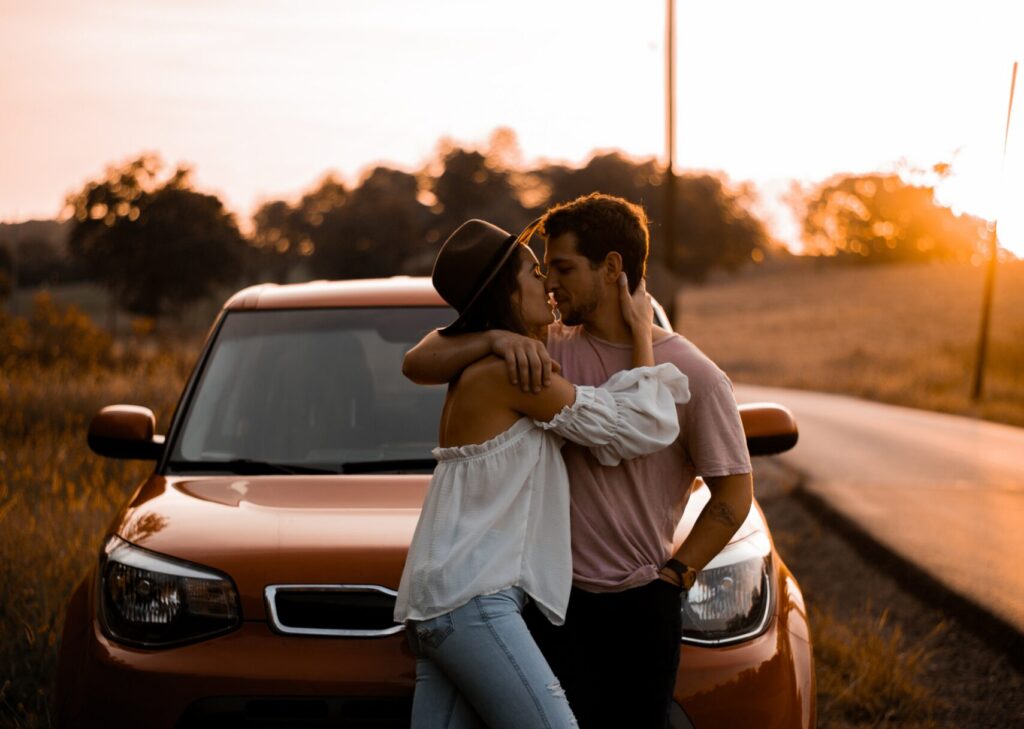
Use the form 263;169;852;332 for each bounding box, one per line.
971;61;1018;402
664;0;677;274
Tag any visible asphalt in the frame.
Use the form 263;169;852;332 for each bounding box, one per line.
734;384;1024;640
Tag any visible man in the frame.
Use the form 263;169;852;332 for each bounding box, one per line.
402;193;752;728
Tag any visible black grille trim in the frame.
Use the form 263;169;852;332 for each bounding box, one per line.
265;584;405;637
176;695;412;728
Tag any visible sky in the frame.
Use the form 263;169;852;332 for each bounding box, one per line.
2;0;1022;253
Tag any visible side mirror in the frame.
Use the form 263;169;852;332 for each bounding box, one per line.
739;403;799;456
88;405;166;460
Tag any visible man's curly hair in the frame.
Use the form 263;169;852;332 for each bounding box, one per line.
539;193;649;293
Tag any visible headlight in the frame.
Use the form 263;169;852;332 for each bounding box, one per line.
681;531;773;646
99;535;241;647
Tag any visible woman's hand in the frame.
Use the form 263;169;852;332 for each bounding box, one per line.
619;275;655;367
618;274;653;337
490;330;561;392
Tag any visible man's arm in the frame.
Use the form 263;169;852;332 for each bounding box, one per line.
402;329;555;391
659;472;754;586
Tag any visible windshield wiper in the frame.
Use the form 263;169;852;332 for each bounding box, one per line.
341;459;437;474
167;459;339;475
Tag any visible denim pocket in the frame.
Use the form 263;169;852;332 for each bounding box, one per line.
413;612;455;651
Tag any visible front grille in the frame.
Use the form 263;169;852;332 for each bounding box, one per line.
265;585;404;637
176;696;412;729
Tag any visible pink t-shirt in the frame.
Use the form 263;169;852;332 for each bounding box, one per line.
546;322;752;593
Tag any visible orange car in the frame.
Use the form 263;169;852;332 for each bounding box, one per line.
56;277;814;729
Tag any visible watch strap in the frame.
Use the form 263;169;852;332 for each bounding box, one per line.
664;559;698;591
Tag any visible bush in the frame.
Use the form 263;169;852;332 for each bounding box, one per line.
0;293;113;371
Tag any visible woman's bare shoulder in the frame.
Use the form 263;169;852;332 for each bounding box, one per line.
460;355;511;389
460;355;575;420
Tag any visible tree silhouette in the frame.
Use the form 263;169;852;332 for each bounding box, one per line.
797;172;988;262
66;155;246;319
412;140;536;274
668;173;768;278
537;151;769;281
59;131;778;300
542;152;664;208
417;142;768;283
250;199;312;283
9;235;60;286
0;245;10;302
432;148;528;231
308;166;430;280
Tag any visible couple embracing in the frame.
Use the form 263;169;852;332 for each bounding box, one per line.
395;193;753;729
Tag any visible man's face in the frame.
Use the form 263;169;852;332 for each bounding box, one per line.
543;232;603;326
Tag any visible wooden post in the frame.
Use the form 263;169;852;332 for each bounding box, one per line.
972;61;1018;402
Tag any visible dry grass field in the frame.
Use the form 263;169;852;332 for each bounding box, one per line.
0;295;199;728
675;260;1024;428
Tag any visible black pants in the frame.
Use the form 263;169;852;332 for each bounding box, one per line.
524;580;683;729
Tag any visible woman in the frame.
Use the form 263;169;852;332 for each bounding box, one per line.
394;219;689;729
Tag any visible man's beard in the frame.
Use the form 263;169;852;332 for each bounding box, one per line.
558;296;599;326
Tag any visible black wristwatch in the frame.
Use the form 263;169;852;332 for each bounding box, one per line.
663;559;698;591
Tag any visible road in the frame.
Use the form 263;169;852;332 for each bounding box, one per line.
735;384;1024;636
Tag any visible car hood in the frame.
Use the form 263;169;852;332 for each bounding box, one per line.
115;475;769;622
116;474;428;620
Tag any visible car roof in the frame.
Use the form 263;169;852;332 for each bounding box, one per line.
223;276;445;310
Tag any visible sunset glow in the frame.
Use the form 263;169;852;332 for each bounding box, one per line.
2;0;1023;254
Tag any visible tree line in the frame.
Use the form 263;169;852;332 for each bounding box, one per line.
0;130;993;321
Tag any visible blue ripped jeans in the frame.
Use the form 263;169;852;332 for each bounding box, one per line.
407;587;577;729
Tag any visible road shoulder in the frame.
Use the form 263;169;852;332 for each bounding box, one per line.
754;457;1024;728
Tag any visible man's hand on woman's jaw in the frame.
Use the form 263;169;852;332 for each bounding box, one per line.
489;330;560;393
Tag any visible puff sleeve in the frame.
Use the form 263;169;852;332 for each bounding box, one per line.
534;363;690;466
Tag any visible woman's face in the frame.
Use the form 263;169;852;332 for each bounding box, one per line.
513;247;555;333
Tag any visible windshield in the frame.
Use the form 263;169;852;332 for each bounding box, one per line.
167;307;452;475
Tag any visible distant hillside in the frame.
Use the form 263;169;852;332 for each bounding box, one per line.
675;261;1024;428
0;219;70;249
0;219;79;286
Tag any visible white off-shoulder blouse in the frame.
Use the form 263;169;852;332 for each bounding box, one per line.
393;363;690;626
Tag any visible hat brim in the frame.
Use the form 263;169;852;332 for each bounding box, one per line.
438;217;544;336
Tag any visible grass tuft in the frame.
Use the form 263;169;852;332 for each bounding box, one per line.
812;603;945;728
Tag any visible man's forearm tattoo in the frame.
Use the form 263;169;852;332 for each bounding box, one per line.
708;500;740;529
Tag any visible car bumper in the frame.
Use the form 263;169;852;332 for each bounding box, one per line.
57;575;416;729
58;565;814;729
